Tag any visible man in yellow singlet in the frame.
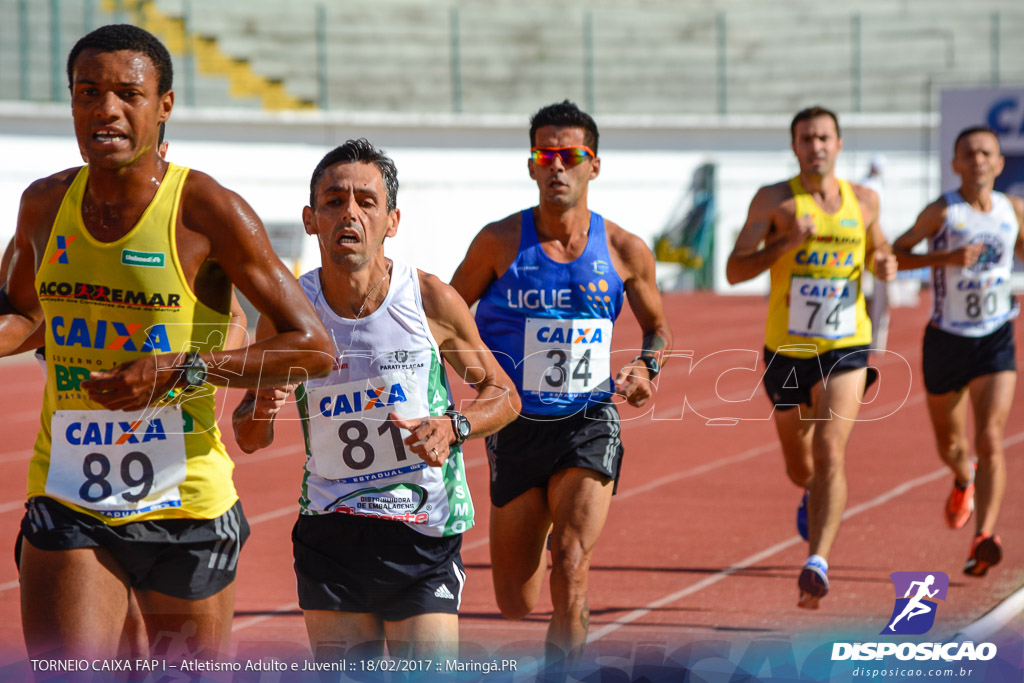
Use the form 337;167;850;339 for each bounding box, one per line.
726;106;897;609
0;24;332;660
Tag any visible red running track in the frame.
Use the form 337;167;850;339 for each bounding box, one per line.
0;293;1020;674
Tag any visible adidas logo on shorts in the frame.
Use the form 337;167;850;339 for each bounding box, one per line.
434;584;455;600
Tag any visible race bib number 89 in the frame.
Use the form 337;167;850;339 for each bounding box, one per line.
788;276;858;340
522;318;613;397
46;408;187;516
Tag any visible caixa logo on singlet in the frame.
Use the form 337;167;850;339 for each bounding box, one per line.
316;382;408;417
795;250;855;267
65;417;168;446
50;316;171;352
533;324;605;345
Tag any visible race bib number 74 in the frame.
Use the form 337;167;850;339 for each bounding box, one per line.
46;407;187;517
788;276;858;340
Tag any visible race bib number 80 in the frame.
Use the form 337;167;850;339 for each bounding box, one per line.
46;407;187;517
946;272;1014;328
788;276;858;340
522;318;613;397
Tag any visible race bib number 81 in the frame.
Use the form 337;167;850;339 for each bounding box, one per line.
306;373;429;482
46;407;187;517
788;276;858;340
522;318;613;397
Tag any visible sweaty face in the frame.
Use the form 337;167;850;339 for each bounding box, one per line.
791;115;842;178
71;49;171;170
529;125;599;207
303;161;398;267
952;132;1004;188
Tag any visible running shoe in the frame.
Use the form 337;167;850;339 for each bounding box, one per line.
944;466;975;530
797;558;829;609
963;533;1002;577
796;490;809;541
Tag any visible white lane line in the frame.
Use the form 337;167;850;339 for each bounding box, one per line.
953;584;1024;643
587;466;952;643
587;429;1024;643
232;602;300;632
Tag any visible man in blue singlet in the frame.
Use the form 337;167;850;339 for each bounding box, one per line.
450;100;673;665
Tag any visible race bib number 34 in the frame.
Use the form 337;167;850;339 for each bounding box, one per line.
46;408;187;517
306;373;429;482
788;276;858;340
523;318;613;397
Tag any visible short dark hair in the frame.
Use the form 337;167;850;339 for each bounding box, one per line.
158;122;166;146
790;106;841;142
954;125;1001;155
309;139;399;212
529;100;599;153
67;24;173;95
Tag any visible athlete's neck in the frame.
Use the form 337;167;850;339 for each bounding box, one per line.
81;156;169;241
320;255;392;320
532;203;591;250
957;183;995;212
798;172;842;212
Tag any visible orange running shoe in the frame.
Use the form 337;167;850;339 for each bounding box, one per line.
944;474;974;530
964;533;1002;577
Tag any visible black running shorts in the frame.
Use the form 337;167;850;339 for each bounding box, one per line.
762;345;878;411
486;401;624;508
292;513;465;621
923;321;1017;395
19;496;248;600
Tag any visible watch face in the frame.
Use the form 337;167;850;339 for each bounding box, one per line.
457;417;471;438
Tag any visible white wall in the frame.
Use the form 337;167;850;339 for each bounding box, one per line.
0;102;940;293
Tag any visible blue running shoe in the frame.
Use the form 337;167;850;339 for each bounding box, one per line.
797;558;829;609
796;491;809;541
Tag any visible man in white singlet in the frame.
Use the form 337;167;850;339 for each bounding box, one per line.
892;126;1024;577
232;139;519;660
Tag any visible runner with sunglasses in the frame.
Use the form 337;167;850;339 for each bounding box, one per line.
451;100;672;667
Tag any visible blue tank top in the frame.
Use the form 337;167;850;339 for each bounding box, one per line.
475;209;625;415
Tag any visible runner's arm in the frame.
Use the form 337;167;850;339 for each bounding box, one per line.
449;221;509;306
858;186;897;281
892;198;980;269
231;315;299;453
81;173;333;409
726;185;812;284
613;229;673;408
1010;196;1024;263
389;273;520;467
0;176;69;355
225;289;249;350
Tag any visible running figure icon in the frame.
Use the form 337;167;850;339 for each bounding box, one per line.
887;575;939;632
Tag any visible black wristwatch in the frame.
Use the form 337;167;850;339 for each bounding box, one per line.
181;351;208;389
446;409;472;446
633;354;660;379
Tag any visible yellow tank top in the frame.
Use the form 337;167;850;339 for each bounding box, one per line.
765;176;872;356
31;164;236;524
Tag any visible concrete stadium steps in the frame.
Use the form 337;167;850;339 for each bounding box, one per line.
1;0;1021;113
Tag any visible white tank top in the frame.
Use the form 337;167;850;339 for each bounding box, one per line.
930;190;1020;337
295;259;474;537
